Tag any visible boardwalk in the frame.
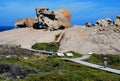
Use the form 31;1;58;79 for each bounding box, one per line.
22;49;120;75
63;55;120;75
24;48;54;55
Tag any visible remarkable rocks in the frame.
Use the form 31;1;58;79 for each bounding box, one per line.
3;8;120;54
14;18;35;28
54;8;71;27
35;8;71;30
14;8;71;31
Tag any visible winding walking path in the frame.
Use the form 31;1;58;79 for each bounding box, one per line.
63;54;120;75
24;49;120;75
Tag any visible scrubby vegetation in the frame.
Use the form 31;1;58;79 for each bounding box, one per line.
32;42;60;52
19;57;120;81
0;45;34;57
0;57;120;81
86;54;120;69
0;45;120;81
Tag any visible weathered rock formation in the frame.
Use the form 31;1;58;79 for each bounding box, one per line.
14;8;71;31
86;16;120;29
54;8;71;27
14;18;35;28
113;16;120;27
94;18;112;27
35;8;71;30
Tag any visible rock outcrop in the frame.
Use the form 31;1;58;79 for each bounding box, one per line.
59;26;120;54
35;8;71;30
14;8;71;31
54;8;71;27
94;18;112;27
113;16;120;27
14;18;36;28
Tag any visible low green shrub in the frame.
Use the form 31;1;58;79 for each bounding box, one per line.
32;42;60;52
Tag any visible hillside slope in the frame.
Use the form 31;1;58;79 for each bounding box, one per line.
59;26;120;54
0;28;63;48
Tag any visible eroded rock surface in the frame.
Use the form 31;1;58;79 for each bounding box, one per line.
14;8;71;31
34;8;71;30
94;18;112;27
14;18;35;28
59;26;120;54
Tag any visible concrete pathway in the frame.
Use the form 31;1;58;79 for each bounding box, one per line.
63;54;120;75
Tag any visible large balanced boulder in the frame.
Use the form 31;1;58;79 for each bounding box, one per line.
113;16;120;27
54;8;71;29
14;18;36;28
35;8;71;30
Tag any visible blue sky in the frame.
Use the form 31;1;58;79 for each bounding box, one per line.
0;0;120;26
